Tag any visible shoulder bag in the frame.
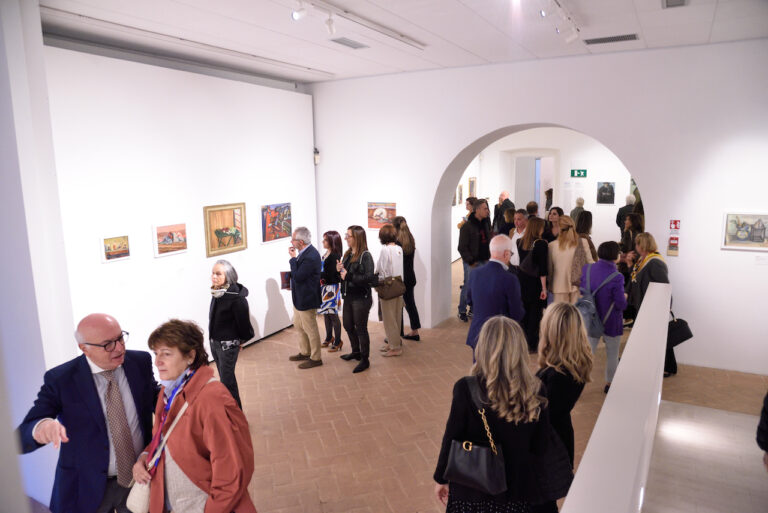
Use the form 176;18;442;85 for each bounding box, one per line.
519;239;542;277
570;238;588;286
374;249;406;299
668;311;693;348
442;376;507;495
126;377;218;513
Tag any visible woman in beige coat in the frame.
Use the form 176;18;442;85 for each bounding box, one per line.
548;215;594;303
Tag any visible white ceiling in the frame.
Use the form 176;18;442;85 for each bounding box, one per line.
39;0;768;83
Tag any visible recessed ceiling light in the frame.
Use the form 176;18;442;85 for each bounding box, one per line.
540;9;547;17
291;1;306;21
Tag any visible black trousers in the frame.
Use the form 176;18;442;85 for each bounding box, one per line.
343;296;372;358
400;285;421;334
665;344;678;374
210;339;242;409
95;477;130;513
323;313;342;342
521;298;546;351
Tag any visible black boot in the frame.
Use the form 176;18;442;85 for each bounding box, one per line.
353;358;370;373
341;352;362;361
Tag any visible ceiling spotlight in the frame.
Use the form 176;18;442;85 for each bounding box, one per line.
555;26;560;34
540;9;547;17
291;1;306;21
325;14;336;35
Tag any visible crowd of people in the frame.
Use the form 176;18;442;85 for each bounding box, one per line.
15;189;677;513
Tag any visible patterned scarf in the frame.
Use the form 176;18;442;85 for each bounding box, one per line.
631;252;664;282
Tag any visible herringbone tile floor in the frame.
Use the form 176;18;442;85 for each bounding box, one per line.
225;259;767;512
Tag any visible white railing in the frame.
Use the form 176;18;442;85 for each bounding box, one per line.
561;282;671;513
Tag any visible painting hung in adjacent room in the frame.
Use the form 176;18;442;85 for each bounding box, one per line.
596;182;615;204
452;190;457;206
102;235;130;262
367;202;396;229
469;177;477;198
203;202;247;257
153;223;187;257
722;213;768;252
457;185;463;204
261;203;292;242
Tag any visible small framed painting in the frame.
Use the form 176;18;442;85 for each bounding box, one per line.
153;223;187;258
203;202;247;257
261;203;292;242
469;177;477;198
596;182;615;204
367;202;396;229
458;185;463;204
101;235;130;263
721;213;768;252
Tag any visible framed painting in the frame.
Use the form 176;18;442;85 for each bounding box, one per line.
367;202;396;229
261;203;292;242
721;212;768;252
469;177;477;198
152;223;187;257
458;184;463;204
596;181;615;204
203;202;247;257
452;190;457;206
101;235;130;263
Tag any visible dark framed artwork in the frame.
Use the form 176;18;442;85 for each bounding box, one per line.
596;182;615;204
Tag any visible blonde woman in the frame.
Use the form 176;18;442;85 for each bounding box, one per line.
537;303;593;467
547;215;594;303
433;316;556;512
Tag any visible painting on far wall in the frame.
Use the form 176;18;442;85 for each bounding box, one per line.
452;190;457;206
153;223;187;257
203;202;247;257
722;213;768;252
596;182;615;204
457;185;463;204
101;235;130;262
367;202;396;229
261;203;292;242
469;177;477;198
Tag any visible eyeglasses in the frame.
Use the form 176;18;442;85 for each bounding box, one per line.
83;331;129;352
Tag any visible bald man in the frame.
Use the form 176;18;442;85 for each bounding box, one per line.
17;313;158;513
492;191;515;235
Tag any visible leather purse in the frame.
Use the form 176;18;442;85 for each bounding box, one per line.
571;238;588;286
668;311;693;348
375;275;406;300
443;376;507;496
519;239;541;277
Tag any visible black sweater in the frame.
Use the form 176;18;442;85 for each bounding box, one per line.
209;282;254;342
458;214;491;265
434;376;551;503
321;252;341;285
536;366;585;467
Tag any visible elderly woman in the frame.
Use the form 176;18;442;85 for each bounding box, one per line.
377;223;405;357
132;319;256;513
434;316;569;512
209;259;253;409
625;232;674;375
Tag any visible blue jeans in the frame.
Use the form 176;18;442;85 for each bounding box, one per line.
459;261;487;314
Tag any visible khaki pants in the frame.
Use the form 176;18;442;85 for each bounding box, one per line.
552;290;579;304
294;307;322;361
380;296;404;349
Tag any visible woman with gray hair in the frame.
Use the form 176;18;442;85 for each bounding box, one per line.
209;259;254;409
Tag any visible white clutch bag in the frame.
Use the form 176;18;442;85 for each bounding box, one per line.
126;402;189;513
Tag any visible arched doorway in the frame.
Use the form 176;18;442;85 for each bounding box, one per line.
429;124;636;325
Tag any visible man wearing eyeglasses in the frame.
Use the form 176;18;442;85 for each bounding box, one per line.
16;313;158;513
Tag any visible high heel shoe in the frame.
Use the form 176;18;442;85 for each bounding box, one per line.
328;340;343;352
321;338;333;348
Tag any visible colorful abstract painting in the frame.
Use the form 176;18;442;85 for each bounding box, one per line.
261;203;292;242
102;235;130;262
367;202;396;229
153;223;187;257
203;203;247;257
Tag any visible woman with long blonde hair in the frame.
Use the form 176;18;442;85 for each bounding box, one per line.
537;303;593;467
547;215;593;303
434;316;566;512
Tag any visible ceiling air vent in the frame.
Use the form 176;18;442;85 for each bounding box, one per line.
330;37;369;50
584;34;639;45
663;0;687;8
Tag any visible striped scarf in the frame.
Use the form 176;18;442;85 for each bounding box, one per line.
631;252;664;282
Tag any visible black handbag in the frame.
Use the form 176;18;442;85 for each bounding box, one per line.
668;311;693;348
519;239;541;277
443;376;507;496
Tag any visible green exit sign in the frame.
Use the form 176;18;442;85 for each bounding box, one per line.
571;169;587;178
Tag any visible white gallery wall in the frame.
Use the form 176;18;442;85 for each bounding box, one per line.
311;39;768;375
44;46;316;363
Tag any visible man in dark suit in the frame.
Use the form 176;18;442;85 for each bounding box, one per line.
465;235;525;354
492;191;515;235
17;313;158;513
288;226;323;369
616;195;636;237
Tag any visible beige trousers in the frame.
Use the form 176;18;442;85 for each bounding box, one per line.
552;290;579;304
380;296;405;349
293;307;322;361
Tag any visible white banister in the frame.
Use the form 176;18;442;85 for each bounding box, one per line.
561;282;672;513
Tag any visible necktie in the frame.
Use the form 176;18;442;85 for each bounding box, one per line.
100;370;135;487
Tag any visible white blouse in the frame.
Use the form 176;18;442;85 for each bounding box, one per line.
376;244;404;279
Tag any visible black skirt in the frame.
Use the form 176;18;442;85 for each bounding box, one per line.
447;487;531;513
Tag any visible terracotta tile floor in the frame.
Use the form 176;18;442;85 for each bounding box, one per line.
226;260;767;512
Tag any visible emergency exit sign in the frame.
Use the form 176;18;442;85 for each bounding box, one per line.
571;169;587;178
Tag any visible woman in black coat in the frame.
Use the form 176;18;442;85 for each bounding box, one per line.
337;225;376;374
210;259;254;409
516;217;549;352
393;216;421;341
434;316;566;512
